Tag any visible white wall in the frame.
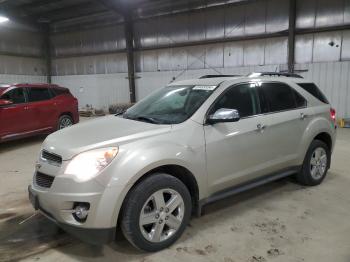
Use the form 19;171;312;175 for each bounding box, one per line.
53;61;350;118
52;73;129;110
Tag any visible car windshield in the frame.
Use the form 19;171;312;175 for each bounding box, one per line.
123;85;217;124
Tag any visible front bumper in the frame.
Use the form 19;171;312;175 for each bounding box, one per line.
28;185;116;245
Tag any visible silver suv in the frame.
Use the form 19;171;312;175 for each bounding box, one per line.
28;73;336;251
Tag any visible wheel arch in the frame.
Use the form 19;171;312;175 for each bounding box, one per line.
313;132;332;151
59;112;73;120
117;164;200;226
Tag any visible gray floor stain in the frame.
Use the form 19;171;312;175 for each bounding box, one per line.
0;213;74;262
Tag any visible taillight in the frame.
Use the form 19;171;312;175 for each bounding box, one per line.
330;108;336;124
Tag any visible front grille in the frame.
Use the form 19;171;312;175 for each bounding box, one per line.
41;150;62;165
35;172;55;188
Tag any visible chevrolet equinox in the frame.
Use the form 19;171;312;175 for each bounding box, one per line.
28;73;336;251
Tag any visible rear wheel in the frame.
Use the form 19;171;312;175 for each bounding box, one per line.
296;139;330;186
121;173;192;252
58;115;73;130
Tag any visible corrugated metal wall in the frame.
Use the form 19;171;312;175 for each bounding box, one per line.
47;0;350;117
0;20;46;76
297;61;350;120
0;55;46;75
0;74;46;84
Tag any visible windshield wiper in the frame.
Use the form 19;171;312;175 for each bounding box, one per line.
125;115;161;124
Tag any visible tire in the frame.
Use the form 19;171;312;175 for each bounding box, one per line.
296;139;330;186
120;173;192;252
58;115;73;130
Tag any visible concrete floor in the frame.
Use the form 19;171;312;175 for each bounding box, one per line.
0;119;350;262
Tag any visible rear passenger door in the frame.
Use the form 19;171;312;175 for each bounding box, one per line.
26;87;57;131
257;81;307;170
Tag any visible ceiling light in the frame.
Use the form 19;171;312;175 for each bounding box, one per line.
0;16;9;23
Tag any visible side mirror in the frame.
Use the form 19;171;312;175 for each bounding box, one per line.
207;108;240;124
0;99;13;106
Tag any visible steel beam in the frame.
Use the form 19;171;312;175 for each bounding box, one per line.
0;51;41;58
124;12;136;103
44;25;52;84
288;0;296;73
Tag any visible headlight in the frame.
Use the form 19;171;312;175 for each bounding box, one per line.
64;147;118;182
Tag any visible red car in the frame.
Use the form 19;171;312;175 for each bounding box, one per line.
0;83;79;142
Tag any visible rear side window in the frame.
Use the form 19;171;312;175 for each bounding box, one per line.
258;82;306;113
27;87;52;102
1;88;26;104
297;83;329;104
210;83;259;118
52;88;70;96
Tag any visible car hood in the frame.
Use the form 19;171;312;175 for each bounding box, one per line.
42;115;172;160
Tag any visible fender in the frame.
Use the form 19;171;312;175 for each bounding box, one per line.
96;125;208;227
297;114;335;165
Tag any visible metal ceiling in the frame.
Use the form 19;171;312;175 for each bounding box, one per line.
0;0;253;29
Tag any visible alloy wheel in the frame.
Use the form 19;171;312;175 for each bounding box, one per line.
59;117;73;129
310;147;327;180
139;188;185;243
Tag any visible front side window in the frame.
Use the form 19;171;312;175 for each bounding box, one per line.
258;82;305;113
124;85;216;124
209;83;259;118
1;88;26;104
27;87;51;102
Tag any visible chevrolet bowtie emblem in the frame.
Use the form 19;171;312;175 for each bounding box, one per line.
35;163;42;170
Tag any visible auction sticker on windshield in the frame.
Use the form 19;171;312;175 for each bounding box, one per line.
192;85;217;91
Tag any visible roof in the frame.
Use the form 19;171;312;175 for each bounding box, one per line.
169;77;242;87
170;74;310;87
0;83;64;95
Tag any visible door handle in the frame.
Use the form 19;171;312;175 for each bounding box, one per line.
256;123;266;132
300;113;308;120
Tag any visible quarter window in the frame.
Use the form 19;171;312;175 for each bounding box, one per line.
210;83;259;118
27;87;51;102
297;83;329;104
1;88;26;104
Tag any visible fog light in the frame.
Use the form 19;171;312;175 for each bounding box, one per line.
73;203;90;222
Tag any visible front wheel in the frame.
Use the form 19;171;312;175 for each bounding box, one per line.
296;139;330;186
120;173;192;252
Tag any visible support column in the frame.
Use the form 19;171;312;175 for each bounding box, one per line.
44;24;52;84
288;0;296;73
124;13;136;103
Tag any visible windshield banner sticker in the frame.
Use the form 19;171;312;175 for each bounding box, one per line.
192;85;217;91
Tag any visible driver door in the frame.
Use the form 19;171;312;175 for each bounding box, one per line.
204;83;272;195
0;87;30;139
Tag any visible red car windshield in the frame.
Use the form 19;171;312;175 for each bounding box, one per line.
0;87;9;96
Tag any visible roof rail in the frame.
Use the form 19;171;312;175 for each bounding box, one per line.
247;72;303;78
199;74;240;79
